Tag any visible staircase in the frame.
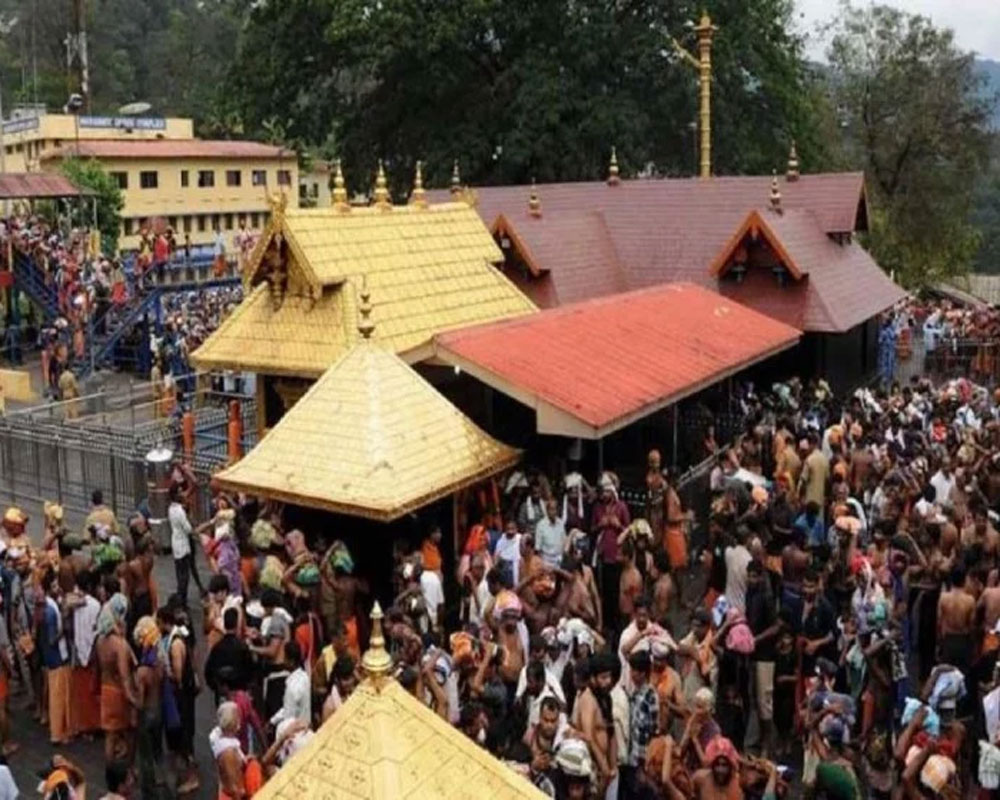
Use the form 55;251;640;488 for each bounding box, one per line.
11;250;59;321
77;287;163;379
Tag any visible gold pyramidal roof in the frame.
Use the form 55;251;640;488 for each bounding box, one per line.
254;674;547;800
213;337;520;520
192;201;536;378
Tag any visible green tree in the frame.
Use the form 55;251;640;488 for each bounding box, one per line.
229;0;833;194
826;3;995;287
971;135;1000;273
61;157;124;253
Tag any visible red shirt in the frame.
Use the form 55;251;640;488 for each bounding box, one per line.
153;235;169;263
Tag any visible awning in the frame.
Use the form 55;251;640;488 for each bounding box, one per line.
433;282;801;439
0;173;94;200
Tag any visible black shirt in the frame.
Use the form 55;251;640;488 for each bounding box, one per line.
745;585;777;662
204;633;254;698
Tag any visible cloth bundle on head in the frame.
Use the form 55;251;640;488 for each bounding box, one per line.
43;501;64;525
504;471;529;495
929;668;966;711
724;609;756;655
919;754;956;794
327;541;354;574
835;515;862;537
627;519;654;542
694;687;715;713
449;632;476;666
555;738;592;778
493;589;522;620
464;524;490;556
598;471;618;499
97;592;129;637
751;485;768;505
902;698;941;737
295;563;320;587
563;472;585;518
2;506;26;535
705;736;738;766
258;555;285;590
133;615;161;651
250;518;278;551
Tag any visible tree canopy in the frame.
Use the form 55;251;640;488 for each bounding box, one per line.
825;4;995;286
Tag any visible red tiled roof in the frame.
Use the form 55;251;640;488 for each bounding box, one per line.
0;172;93;199
432;173;902;332
41;139;293;160
434;282;800;438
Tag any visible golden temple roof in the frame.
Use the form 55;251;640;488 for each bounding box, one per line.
192;201;536;377
212;337;521;520
253;675;547;800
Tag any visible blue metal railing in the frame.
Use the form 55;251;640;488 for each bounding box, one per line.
11;250;59;320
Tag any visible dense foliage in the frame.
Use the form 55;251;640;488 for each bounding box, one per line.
60;157;123;253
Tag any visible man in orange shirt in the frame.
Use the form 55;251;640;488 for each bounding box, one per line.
421;525;443;577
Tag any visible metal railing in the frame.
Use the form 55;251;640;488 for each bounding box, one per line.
0;375;257;521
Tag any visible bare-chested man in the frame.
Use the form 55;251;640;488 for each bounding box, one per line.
938;562;976;678
618;539;644;624
693;736;743;800
96;594;137;762
651;551;675;624
563;542;602;632
496;608;526;693
962;506;1000;566
574;653;618;795
978;576;1000;654
124;537;157;633
781;528;810;607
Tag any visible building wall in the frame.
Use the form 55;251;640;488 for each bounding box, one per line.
299;165;331;208
40;155;298;250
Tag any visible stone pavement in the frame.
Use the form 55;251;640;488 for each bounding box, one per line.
1;499;219;799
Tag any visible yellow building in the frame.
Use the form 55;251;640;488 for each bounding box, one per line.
0;112;297;250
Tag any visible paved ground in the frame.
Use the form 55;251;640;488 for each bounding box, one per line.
2;498;219;799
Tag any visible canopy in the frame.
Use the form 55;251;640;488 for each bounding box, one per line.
434;282;800;439
0;173;94;200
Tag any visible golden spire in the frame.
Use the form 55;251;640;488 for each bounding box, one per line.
409;160;427;208
362;601;392;689
769;170;782;214
372;160;391;209
607;146;620;186
786;140;800;182
450;159;462;196
357;278;375;340
332;159;349;210
528;178;542;218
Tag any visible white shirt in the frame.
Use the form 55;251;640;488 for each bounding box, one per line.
534;516;566;568
494;533;522;585
466;577;492;628
930;471;957;508
0;765;18;800
168;502;192;559
271;666;311;726
724;545;753;613
420;570;445;627
73;594;101;666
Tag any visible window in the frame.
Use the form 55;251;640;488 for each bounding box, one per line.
182;216;192;233
250;213;259;228
224;213;233;230
197;215;206;232
226;170;241;187
211;214;221;231
277;169;291;186
14;144;22;153
180;170;189;188
123;218;134;236
197;170;215;188
168;216;178;231
109;171;128;190
139;171;158;189
252;170;267;186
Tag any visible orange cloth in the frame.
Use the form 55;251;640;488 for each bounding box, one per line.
101;682;132;732
344;616;360;661
48;664;72;743
213;254;227;277
665;525;688;570
72;664;102;733
421;540;442;573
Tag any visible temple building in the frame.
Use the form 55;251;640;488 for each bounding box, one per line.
191;163;537;433
430;151;905;390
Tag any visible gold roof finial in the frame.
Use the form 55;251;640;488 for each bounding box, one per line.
607;146;620;186
362;601;392;688
450;159;462;196
373;159;391;209
769;170;782;214
357;277;375;340
786;140;800;182
410;160;427;208
528;178;542;218
332;159;349;210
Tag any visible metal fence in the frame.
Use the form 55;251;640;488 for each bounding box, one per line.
0;374;257;522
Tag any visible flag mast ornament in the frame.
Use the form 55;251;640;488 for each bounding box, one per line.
671;12;717;179
357;278;375;340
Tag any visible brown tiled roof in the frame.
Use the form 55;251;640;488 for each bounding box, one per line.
430;173;902;332
0;172;93;199
41;139;292;160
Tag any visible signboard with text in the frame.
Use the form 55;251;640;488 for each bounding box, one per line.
78;116;167;131
1;117;40;135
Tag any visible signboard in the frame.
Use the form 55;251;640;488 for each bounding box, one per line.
1;117;40;135
79;116;166;131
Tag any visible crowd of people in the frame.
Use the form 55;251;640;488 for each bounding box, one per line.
2;347;1000;799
